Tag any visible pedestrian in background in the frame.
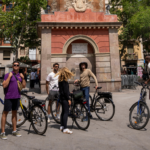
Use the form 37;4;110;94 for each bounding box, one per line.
55;67;74;134
35;70;39;85
30;69;35;89
0;61;26;140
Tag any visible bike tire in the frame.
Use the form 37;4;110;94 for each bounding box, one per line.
6;105;27;128
31;105;48;135
73;103;90;130
129;102;149;130
51;99;62;124
94;97;115;121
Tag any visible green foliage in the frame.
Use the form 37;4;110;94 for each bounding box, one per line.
110;0;150;55
17;56;31;63
0;0;47;58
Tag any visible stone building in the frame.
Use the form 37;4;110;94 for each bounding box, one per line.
37;0;122;93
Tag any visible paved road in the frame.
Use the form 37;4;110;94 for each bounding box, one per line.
0;86;150;150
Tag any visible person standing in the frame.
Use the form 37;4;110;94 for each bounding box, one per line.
35;70;39;84
46;63;59;123
74;62;98;119
30;70;35;89
0;61;26;140
55;67;74;134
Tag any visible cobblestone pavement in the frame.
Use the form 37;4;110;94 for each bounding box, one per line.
0;84;150;150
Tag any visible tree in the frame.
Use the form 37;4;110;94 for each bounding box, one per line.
110;0;150;57
0;0;47;59
17;56;31;64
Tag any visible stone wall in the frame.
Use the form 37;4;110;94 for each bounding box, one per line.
47;0;105;12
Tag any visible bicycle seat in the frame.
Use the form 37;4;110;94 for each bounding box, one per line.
94;87;102;89
21;90;29;94
32;99;45;105
27;96;35;100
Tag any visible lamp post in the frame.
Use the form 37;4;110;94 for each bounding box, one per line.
106;5;110;14
46;0;51;14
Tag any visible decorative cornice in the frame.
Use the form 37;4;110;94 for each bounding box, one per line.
37;22;122;30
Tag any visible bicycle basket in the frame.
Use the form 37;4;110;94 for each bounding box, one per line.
72;90;83;100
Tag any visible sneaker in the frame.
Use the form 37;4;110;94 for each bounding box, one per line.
0;133;7;140
63;129;73;134
60;126;64;131
12;131;22;137
56;114;60;120
90;114;93;119
48;117;51;123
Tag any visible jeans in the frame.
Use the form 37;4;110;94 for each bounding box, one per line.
80;87;90;112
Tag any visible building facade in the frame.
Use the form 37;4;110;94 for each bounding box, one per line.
37;0;122;93
0;1;15;81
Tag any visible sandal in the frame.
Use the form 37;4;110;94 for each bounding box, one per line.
63;129;73;134
60;126;64;131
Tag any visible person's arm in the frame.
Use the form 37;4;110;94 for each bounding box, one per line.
3;73;13;89
46;81;49;95
89;70;98;88
20;73;26;88
46;74;50;95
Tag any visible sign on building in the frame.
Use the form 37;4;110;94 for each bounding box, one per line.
72;43;88;54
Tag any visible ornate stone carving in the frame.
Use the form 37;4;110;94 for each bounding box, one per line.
99;0;104;12
72;0;88;12
51;0;58;12
64;0;93;11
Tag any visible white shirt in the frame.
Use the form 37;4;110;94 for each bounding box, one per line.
46;72;59;91
30;72;35;80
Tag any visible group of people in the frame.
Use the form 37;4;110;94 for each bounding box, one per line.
0;61;98;139
46;62;98;134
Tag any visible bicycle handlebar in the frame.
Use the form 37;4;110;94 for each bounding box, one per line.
134;82;150;90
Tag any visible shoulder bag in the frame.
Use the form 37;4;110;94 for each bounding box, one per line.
14;75;23;92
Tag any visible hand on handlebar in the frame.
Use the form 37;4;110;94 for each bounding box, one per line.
74;79;78;84
95;86;98;90
145;81;148;85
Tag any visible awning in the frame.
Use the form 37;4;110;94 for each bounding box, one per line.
32;64;40;69
6;62;30;68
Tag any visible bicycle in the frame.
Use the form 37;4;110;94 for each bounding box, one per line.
89;87;115;121
129;81;150;130
0;85;48;135
51;84;90;130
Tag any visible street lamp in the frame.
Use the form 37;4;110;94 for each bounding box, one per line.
45;0;51;14
106;5;110;14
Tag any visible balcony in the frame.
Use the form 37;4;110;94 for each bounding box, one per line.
126;53;138;61
29;54;41;61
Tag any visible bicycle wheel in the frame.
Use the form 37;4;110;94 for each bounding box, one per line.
73;103;90;130
94;97;115;121
6;105;27;127
129;102;149;130
31;105;47;135
51;99;62;124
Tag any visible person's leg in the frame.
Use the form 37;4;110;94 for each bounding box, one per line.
61;101;64;127
47;91;54;115
12;110;17;132
1;111;9;133
11;99;21;137
62;100;69;129
1;99;12;133
84;87;90;112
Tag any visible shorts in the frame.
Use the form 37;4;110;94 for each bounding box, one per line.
48;91;59;101
4;99;20;112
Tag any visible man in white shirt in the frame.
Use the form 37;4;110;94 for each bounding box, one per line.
46;63;59;123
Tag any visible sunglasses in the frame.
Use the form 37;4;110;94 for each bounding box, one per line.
14;65;19;67
54;66;59;68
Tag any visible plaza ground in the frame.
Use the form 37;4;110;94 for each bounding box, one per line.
0;84;150;150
